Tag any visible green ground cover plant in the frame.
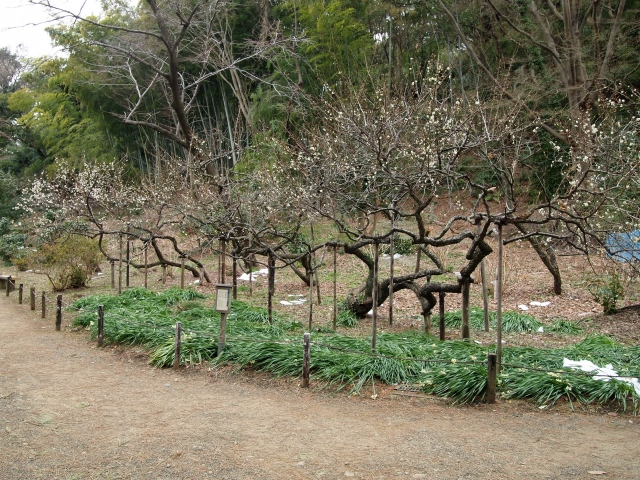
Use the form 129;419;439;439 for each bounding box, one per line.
70;290;640;412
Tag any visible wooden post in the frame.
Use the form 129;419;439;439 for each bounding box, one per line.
477;219;490;332
371;240;379;352
308;263;314;332
173;321;182;369
439;291;446;341
487;353;497;404
41;292;46;318
30;287;35;311
248;259;253;297
217;313;228;356
162;264;167;285
310;222;321;305
415;247;422;273
267;252;275;324
180;256;185;289
389;233;395;326
110;260;115;289
18;284;23;304
144;244;148;289
232;256;237;299
5;276;10;296
496;222;504;369
97;305;104;347
461;277;471;340
118;234;123;294
55;294;62;331
332;246;337;330
125;233;130;288
302;332;310;388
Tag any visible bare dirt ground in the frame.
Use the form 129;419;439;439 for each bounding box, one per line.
2;299;640;480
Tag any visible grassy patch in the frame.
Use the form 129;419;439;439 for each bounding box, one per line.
70;291;640;411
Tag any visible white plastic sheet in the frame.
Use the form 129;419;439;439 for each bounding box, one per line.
563;358;640;396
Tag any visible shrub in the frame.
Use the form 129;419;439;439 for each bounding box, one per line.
0;218;27;266
589;274;624;315
17;235;102;290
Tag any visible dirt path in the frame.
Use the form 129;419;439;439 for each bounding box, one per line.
1;299;639;480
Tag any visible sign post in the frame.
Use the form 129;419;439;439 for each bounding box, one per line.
215;284;233;356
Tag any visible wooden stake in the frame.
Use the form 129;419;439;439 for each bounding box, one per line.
217;313;228;356
18;283;23;304
415;247;422;273
232;256;237;299
30;287;35;311
308;261;314;332
461;277;471;340
487;353;497;404
389;234;395;326
371;240;379;352
302;332;310;388
180;256;185;289
248;259;253;297
5;276;10;296
424;313;431;334
173;321;182;369
125;233;130;288
332;246;337;330
267;252;275;324
55;294;62;331
144;245;148;289
496;222;504;369
478;220;490;332
97;305;104;348
439;291;446;341
110;260;115;289
118;234;123;294
162;264;167;285
41;292;46;319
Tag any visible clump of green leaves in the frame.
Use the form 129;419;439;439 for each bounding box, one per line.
383;236;414;255
589;273;624;314
15;235;101;290
445;308;542;333
337;310;358;327
0;217;26;266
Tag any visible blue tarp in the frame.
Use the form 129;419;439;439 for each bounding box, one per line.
606;230;640;262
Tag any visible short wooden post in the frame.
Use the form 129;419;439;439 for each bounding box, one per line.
55;294;62;331
18;284;23;304
110;260;115;289
180;256;185;289
5;276;10;296
144;245;148;289
424;313;431;334
248;260;253;297
302;332;310;388
389;233;395;326
439;292;446;341
496;222;504;370
308;262;314;332
30;287;35;311
487;353;497;404
118;234;123;294
371;240;379;352
125;233;130;288
173;321;182;369
415;247;422;273
97;305;104;347
332;246;337;330
162;264;167;285
232;256;237;299
41;292;46;318
461;277;471;340
217;313;228;356
477;219;490;332
267;251;275;324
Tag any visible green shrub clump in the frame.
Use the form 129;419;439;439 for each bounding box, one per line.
15;235;102;290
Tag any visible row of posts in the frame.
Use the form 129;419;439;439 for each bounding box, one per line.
6;279;63;331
